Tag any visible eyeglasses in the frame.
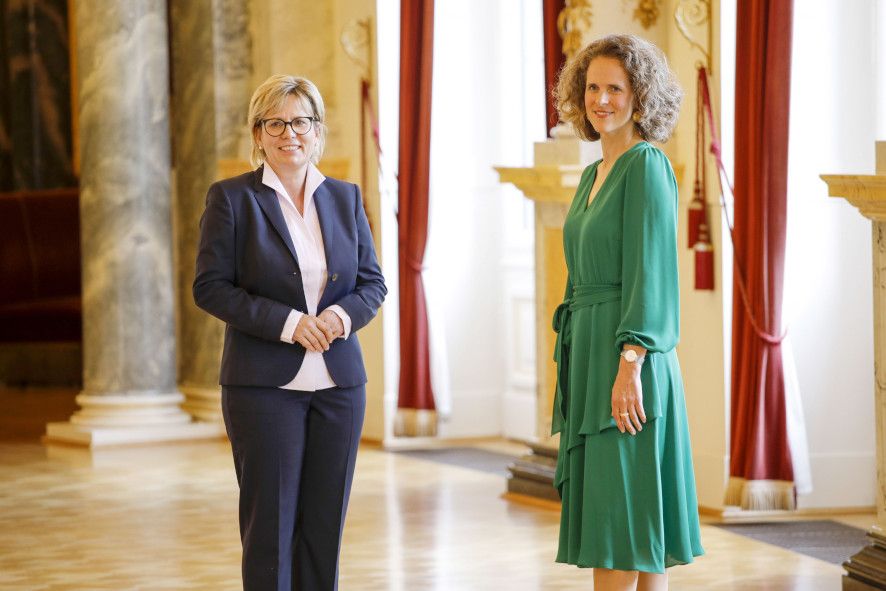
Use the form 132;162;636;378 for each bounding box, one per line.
261;117;317;137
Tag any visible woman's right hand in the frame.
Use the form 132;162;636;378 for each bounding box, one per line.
292;315;333;352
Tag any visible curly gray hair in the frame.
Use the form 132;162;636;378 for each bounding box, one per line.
554;34;682;143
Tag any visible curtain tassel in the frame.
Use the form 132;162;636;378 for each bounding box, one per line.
687;180;706;248
693;223;714;290
725;477;796;511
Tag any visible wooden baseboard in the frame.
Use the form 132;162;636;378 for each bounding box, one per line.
699;504;877;522
502;491;561;511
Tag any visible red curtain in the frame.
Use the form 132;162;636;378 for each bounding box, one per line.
397;0;435;414
542;0;565;135
728;0;795;508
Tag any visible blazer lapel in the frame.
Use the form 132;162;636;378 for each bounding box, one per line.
251;166;300;266
313;180;337;271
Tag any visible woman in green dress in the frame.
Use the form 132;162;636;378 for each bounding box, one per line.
551;35;705;590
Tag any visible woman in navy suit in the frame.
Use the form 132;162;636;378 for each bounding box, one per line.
193;74;386;591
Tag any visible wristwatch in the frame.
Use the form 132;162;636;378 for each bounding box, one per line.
620;349;644;364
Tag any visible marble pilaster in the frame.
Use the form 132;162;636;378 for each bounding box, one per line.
821;142;886;590
250;0;338;149
170;0;252;424
46;0;219;446
496;137;601;500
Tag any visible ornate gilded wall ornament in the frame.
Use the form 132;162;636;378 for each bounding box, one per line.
557;0;593;61
341;18;372;80
631;0;661;29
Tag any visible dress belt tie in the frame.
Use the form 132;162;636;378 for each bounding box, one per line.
551;283;621;435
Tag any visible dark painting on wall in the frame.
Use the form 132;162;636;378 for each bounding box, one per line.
0;0;76;191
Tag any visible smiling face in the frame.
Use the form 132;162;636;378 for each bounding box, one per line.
584;56;638;142
254;93;319;177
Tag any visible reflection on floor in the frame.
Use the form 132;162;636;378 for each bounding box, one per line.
0;436;853;590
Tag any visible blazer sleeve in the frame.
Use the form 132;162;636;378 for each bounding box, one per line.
192;182;293;341
330;184;387;334
614;148;680;353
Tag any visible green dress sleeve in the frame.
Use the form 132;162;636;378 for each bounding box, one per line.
614;147;680;354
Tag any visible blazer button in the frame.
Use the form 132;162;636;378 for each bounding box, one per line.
292;271;298;276
331;273;338;282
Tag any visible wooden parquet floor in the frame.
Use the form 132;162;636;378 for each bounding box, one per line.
0;435;848;590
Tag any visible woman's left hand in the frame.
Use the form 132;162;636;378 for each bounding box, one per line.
611;352;647;435
318;309;344;341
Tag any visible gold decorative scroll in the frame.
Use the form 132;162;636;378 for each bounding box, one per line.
557;0;593;62
674;0;712;71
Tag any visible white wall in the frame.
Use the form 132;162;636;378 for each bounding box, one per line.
425;0;545;439
376;0;546;441
376;0;401;443
662;0;732;510
786;1;879;508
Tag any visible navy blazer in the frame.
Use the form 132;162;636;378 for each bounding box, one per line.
193;165;387;388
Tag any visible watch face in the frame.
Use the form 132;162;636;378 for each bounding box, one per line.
623;350;637;362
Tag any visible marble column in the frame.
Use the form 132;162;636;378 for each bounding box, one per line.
170;0;252;424
822;142;886;590
45;0;219;446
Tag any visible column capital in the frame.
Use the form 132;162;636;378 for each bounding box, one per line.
820;174;886;221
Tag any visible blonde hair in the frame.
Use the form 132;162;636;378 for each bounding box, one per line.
554;34;682;143
247;74;327;168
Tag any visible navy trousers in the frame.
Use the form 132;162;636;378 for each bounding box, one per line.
222;384;365;591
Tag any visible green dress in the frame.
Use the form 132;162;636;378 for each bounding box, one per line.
552;142;705;573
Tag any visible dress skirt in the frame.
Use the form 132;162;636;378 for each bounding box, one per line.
555;350;704;572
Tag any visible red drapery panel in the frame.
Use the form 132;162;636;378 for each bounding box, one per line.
728;0;795;509
397;0;435;414
542;0;565;135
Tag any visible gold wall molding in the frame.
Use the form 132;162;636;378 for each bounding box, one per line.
217;158;350;182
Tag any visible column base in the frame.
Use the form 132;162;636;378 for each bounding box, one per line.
505;441;560;503
45;391;226;447
179;383;223;423
843;527;886;590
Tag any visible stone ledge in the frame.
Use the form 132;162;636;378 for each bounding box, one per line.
45;420;225;447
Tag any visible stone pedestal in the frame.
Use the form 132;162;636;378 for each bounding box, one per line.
495;134;601;500
46;0;223;447
821;141;886;589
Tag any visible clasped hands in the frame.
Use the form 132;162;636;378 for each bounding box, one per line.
292;310;344;352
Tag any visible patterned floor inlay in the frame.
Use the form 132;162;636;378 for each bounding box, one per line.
0;439;846;590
